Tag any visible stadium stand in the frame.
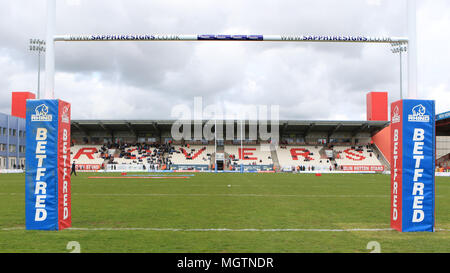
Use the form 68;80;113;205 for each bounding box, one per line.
276;145;333;171
108;143;173;168
69;142;386;172
68;119;395;172
332;145;383;166
225;145;273;166
71;145;105;170
436;112;450;173
168;145;213;165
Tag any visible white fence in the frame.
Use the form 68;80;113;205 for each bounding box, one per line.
0;169;24;174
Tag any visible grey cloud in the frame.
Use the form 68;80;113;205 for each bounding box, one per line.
0;0;449;120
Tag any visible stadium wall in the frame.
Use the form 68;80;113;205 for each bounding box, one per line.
0;112;26;170
367;92;388;121
11;92;36;119
372;125;391;164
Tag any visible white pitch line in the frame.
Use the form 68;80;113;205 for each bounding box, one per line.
71;193;391;198
67;227;395;232
1;227;25;231
1;192;446;198
2;227;448;232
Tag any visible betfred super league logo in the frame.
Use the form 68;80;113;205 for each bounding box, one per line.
408;104;430;122
61;105;70;124
31;104;53;122
392;105;401;124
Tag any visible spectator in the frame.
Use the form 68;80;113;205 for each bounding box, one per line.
71;161;77;176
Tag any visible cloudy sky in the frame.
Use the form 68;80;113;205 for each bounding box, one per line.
0;0;449;121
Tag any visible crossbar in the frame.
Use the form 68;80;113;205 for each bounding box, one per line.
53;34;408;43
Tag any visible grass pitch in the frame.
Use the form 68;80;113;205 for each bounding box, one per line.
0;172;449;253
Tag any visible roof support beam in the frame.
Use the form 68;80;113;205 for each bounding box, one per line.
328;123;342;138
302;123;315;138
280;122;288;137
72;122;89;137
352;123;369;137
98;122;113;136
126;122;137;137
152;122;160;134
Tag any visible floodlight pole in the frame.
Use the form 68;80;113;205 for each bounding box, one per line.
400;50;403;100
29;39;46;99
240;119;243;173
38;50;41;98
214;119;217;173
391;44;407;100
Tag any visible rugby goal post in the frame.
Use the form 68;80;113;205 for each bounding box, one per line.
42;0;418;100
25;0;435;233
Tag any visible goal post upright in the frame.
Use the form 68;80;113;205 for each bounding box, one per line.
407;0;418;99
44;0;55;100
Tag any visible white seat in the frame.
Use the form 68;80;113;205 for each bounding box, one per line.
71;145;104;165
276;145;331;170
225;145;273;165
169;145;212;165
333;146;383;166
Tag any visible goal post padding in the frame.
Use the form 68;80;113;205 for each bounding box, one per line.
391;99;435;232
25;99;71;230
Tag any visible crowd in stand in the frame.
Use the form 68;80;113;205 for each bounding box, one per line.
99;145;112;161
178;145;210;162
437;158;450;172
293;165;333;172
8;163;24;170
66;140;388;172
103;142;175;170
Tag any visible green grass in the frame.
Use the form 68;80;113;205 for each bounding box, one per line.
0;172;449;253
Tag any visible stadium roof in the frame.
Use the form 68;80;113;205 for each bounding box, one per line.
437;111;450;122
71;119;390;137
437;111;450;136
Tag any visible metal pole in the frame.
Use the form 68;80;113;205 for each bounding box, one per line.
407;0;417;99
240;119;243;173
44;0;56;99
214;119;217;173
399;50;403;100
37;50;41;99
